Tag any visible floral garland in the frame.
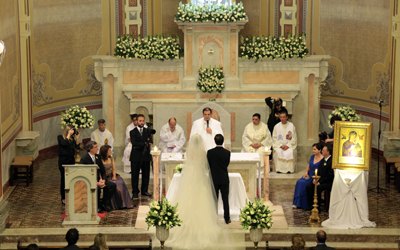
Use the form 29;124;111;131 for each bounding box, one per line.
175;2;246;23
328;105;362;128
114;34;183;61
60;105;95;129
240;198;274;230
146;197;183;230
240;33;308;62
197;66;225;93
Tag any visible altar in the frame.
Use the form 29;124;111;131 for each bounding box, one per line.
161;152;260;200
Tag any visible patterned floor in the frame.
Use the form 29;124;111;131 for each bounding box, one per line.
5;150;400;228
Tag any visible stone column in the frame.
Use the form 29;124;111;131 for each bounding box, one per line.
391;2;400;130
262;149;271;201
151;148;161;201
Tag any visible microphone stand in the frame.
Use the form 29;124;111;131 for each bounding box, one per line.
368;100;386;196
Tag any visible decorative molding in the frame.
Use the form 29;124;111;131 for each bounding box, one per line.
115;0;120;37
274;0;280;37
2;123;22;152
129;0;138;7
13;84;20;121
33;100;102;120
32;67;52;107
129;24;138;38
284;0;293;6
302;0;307;34
143;0;148;36
321;100;389;119
321;64;344;96
370;67;390;106
79;63;102;96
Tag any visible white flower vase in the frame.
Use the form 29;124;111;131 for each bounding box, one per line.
249;228;263;249
156;226;169;249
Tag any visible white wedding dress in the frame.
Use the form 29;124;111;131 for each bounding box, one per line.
161;134;241;250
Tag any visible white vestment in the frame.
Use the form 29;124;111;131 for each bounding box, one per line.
122;123;147;173
159;123;186;153
241;121;272;167
190;117;223;151
91;129;114;154
272;122;297;173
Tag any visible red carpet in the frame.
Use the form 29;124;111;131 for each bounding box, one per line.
61;211;107;219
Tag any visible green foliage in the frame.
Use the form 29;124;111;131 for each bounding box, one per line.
145;197;183;230
240;198;275;230
197;66;225;93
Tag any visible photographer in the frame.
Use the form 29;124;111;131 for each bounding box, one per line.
319;115;341;144
129;114;154;198
58;125;80;205
265;96;285;134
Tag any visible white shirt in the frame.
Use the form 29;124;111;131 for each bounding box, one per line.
190;117;223;151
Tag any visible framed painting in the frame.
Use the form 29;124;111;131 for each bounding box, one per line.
332;121;373;171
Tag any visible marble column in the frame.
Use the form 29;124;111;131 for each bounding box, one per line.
151;148;161;201
262;149;271;201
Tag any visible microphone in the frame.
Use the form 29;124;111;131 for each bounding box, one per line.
206;120;209;128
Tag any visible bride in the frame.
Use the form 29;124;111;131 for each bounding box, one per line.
164;134;240;250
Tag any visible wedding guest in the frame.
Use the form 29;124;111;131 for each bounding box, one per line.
282;234;306;250
60;228;83;250
93;233;108;250
26;244;39;250
91;119;114;154
100;145;134;210
292;143;323;209
310;230;336;250
320;115;341;144
58;125;80;205
265;96;284;134
88;246;99;250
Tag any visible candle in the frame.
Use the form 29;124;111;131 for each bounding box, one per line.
315;169;318;176
154;146;158;151
265;147;269;151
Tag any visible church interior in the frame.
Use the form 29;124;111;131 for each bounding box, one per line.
1;0;400;249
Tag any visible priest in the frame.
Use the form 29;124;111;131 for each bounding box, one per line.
159;117;186;153
190;107;223;151
122;114;138;173
241;113;272;167
272;109;297;173
90;119;114;154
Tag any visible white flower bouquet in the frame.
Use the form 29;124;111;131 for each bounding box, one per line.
114;34;183;61
174;164;184;173
240;198;274;230
240;33;308;62
175;1;247;23
328;105;362;128
197;66;225;93
60;105;95;129
146;197;183;230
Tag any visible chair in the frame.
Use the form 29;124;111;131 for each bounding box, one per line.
10;160;33;186
385;157;400;183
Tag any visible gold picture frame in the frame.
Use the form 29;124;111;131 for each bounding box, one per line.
332;121;373;171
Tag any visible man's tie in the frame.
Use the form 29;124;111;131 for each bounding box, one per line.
140;128;143;135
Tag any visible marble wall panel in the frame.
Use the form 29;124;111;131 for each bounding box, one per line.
319;0;390;91
1;141;16;191
0;0;17;122
32;0;103;91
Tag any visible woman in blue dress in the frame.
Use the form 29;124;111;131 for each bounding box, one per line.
292;143;323;209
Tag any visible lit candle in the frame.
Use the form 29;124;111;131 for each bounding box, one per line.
154;146;158;151
265;147;269;151
315;169;318;176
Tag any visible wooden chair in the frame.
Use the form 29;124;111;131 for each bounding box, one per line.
385;157;400;183
10;161;33;187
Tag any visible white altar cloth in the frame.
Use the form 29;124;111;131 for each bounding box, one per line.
166;173;248;221
321;169;376;229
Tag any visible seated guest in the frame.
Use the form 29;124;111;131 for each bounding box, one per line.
282;234;306;250
306;145;334;210
91;119;114;154
159;117;186;153
265;96;284;134
320;115;341;144
310;230;336;250
88;246;99;250
26;244;39;250
60;228;83;250
80;141;116;213
272;109;297;173
122;114;138;173
100;145;134;210
93;233;108;250
292;143;323;209
241;113;272;168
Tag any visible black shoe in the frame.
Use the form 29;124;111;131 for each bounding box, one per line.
132;193;139;198
225;218;231;224
287;171;292;174
100;204;111;212
276;171;282;173
141;192;152;197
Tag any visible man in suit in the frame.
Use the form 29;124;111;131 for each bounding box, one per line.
311;230;336;250
60;228;83;250
80;141;116;213
306;145;334;210
207;134;231;224
130;114;153;198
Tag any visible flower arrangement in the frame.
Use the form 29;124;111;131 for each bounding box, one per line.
175;1;246;23
146;197;183;230
114;34;183;61
328;105;362;128
240;33;308;62
240;198;274;230
60;105;95;129
197;66;225;93
174;164;184;173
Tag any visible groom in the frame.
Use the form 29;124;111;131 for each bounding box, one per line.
207;134;231;224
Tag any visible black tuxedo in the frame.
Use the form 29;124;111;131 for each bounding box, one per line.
80;153;116;209
306;156;334;208
130;126;153;195
207;146;231;222
60;245;83;250
311;244;336;250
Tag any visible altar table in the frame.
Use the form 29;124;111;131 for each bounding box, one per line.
161;153;260;200
166;173;248;221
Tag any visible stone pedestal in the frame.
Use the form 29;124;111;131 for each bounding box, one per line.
15;131;40;159
383;131;400;158
262;149;271;202
0;200;10;233
62;164;99;225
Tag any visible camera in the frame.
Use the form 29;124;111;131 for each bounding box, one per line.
319;131;328;141
72;127;79;135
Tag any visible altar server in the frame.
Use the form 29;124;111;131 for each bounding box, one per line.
242;113;272;167
272;109;297;173
190;107;224;151
122;114;138;173
91;119;114;154
159;118;186;153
